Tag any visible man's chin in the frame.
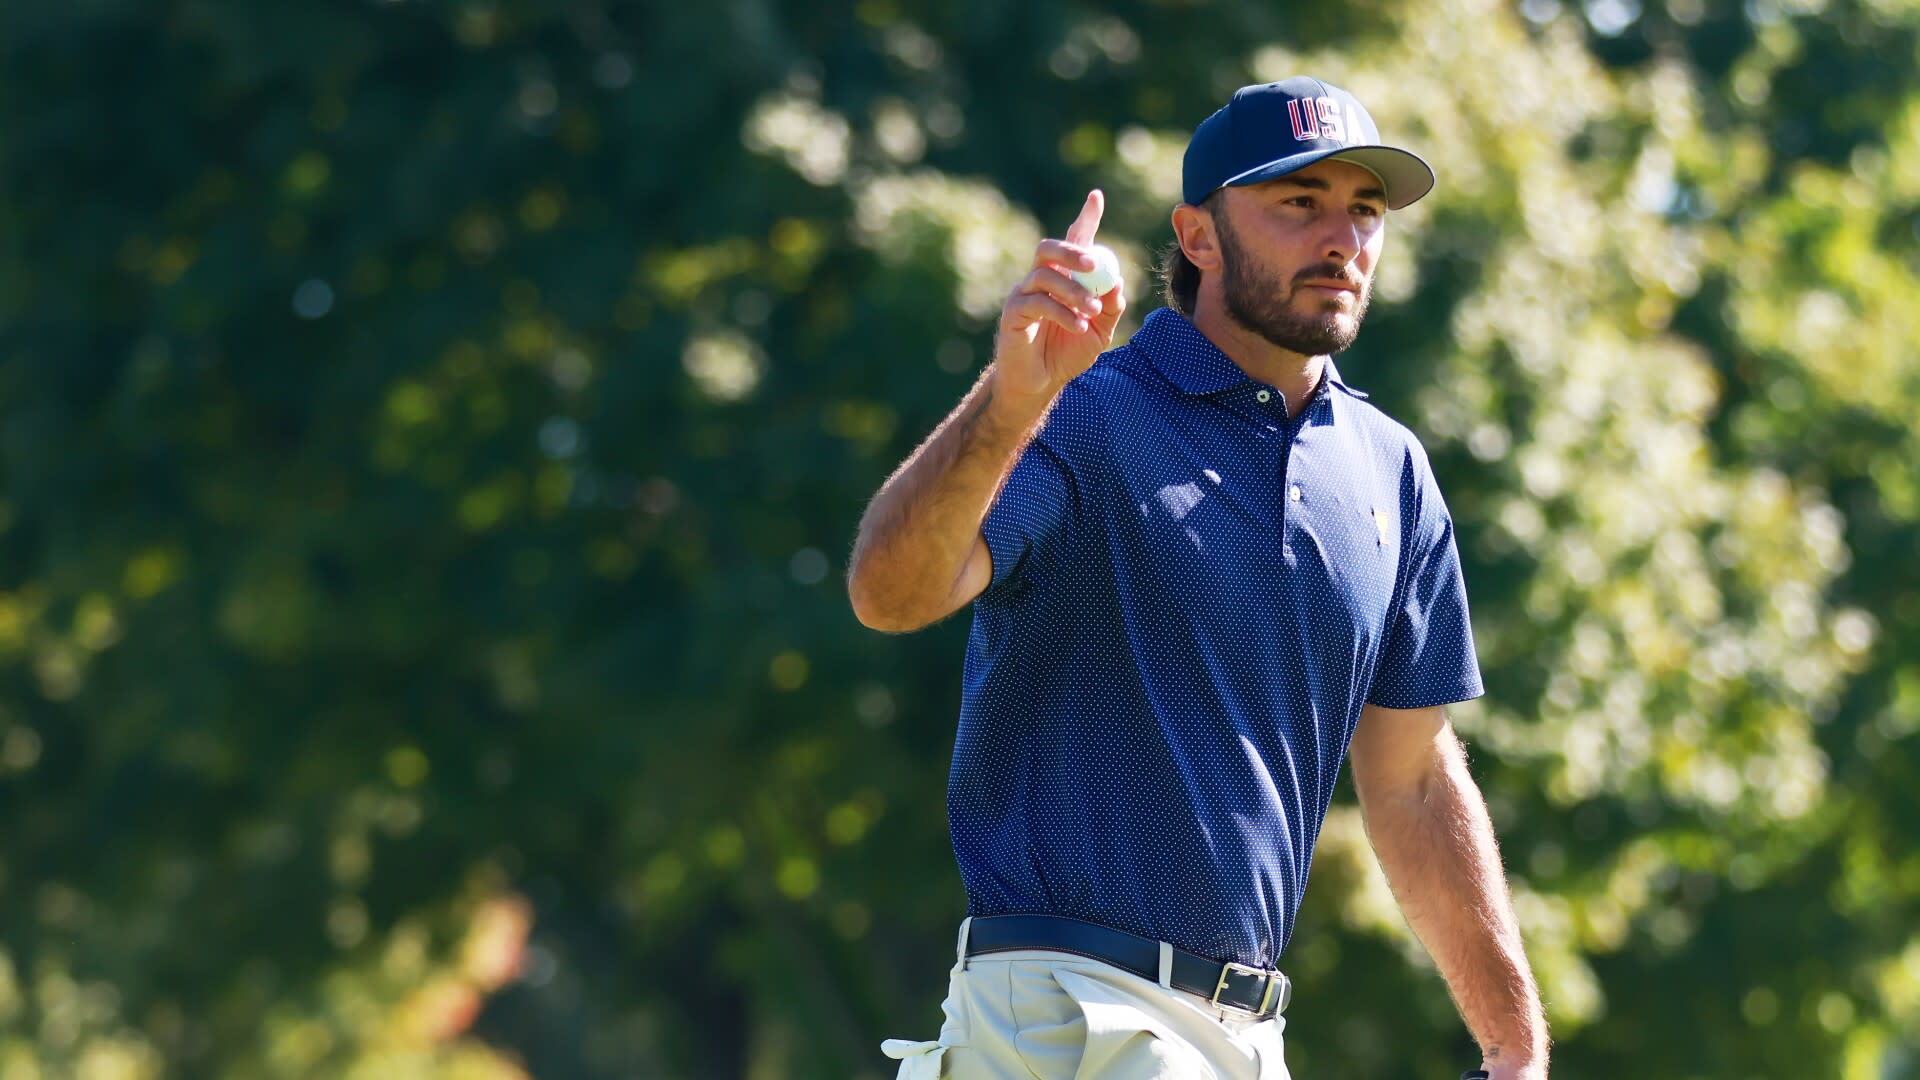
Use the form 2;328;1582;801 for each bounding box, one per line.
1227;299;1363;355
1293;297;1353;322
1249;329;1358;356
1288;316;1359;354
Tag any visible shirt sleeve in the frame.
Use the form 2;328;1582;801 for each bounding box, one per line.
979;436;1075;597
1366;452;1485;709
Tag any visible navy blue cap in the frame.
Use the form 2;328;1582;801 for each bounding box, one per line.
1182;77;1435;210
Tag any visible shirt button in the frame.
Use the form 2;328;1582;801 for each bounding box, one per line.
1255;389;1271;403
1289;485;1303;502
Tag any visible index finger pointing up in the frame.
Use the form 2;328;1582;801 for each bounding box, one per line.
1064;189;1104;247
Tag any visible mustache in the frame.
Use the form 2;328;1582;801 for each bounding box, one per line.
1291;264;1362;289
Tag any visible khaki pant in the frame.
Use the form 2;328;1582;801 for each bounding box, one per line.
882;919;1291;1079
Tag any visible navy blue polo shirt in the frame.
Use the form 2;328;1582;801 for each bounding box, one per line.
952;307;1483;969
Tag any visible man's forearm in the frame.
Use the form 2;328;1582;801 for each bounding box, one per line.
847;364;1049;630
1361;737;1548;1070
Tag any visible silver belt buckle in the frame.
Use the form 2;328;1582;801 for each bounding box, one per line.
1210;962;1285;1016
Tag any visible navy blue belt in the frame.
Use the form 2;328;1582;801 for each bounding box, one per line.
964;914;1291;1019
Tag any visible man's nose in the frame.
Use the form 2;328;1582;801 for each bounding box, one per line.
1316;211;1364;265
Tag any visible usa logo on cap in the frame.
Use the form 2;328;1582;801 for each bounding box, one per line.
1181;76;1436;210
1287;96;1356;145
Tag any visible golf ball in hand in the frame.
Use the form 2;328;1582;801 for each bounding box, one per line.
1071;244;1122;297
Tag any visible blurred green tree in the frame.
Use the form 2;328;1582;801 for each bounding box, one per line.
0;0;1914;1077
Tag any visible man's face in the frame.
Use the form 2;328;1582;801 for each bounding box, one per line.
1211;158;1388;356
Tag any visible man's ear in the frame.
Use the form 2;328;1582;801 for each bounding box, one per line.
1171;199;1223;272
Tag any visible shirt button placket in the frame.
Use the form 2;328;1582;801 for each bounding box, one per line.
1273;387;1296;561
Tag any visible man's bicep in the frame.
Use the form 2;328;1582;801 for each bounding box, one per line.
1349;702;1452;800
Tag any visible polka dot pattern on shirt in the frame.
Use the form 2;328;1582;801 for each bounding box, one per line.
952;307;1483;968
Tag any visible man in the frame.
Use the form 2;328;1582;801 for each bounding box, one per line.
849;77;1548;1079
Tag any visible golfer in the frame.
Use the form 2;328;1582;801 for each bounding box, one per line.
848;77;1548;1079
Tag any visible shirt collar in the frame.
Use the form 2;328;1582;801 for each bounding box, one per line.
1133;307;1371;401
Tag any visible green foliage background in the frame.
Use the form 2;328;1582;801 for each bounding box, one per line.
0;0;1916;1076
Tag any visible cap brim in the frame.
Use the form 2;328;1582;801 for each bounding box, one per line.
1221;145;1435;210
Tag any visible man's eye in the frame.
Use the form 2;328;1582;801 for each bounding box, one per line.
1287;197;1316;209
1354;204;1383;217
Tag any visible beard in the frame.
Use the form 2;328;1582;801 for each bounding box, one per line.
1215;208;1371;356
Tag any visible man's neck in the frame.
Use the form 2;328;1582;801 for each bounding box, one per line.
1190;299;1326;420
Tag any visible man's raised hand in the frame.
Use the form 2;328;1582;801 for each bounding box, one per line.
990;189;1127;406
